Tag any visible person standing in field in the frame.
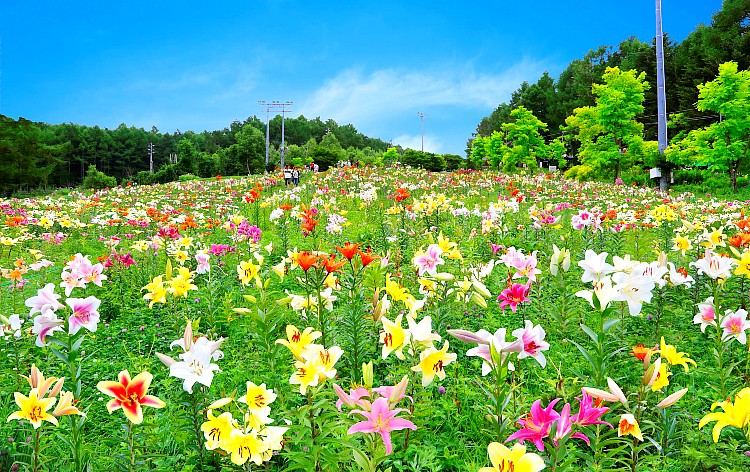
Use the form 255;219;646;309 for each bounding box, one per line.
284;166;292;185
292;167;300;186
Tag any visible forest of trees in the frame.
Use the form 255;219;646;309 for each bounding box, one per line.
470;0;749;188
0;113;391;194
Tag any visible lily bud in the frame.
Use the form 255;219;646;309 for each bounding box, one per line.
642;349;653;371
389;375;409;404
644;358;662;388
656;387;688;408
447;329;489;345
48;377;65;399
607;377;628;406
333;384;356;409
582;387;619;403
183;320;194;351
362;361;373;388
156;351;177;367
471;291;488;308
471;279;491;298
434;272;455;281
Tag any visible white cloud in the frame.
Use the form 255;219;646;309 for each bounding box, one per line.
299;60;546;126
392;134;443;154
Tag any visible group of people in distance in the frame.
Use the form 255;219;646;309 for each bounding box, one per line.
283;162;318;186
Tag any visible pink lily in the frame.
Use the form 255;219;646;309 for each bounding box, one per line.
512;320;550;368
347;397;417;455
506;398;561;451
571;391;612;428
25;283;64;315
333;384;371;411
195;253;210;274
66;296;101;334
553;403;589;446
497;281;532;313
720;308;750;344
32;311;65;347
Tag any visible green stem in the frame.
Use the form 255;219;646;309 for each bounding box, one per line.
127;422;136;472
33;427;41;472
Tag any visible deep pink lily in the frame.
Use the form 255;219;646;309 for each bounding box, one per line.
571;391;612;428
553;402;590;446
497;281;532;313
506;398;561;451
347;397;416;455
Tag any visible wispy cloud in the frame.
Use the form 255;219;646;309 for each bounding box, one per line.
392;134;443;154
299;60;547;126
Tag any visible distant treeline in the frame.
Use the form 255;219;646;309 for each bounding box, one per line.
471;0;749;150
0;114;390;194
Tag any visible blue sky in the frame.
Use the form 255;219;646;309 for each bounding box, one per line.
0;1;724;155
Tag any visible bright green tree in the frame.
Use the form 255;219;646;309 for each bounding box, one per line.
668;61;750;192
564;66;649;181
498;106;549;171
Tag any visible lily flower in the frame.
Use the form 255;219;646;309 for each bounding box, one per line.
512;320;550;368
24;283;64;315
578;250;614;283
657;337;696;372
506;398;561;451
479;442;545;472
690;249;735;280
720;308;750;344
96;370;166;424
612;271;654;316
7;388;58;429
411;341;457;387
497;281;532;313
618;414;643;441
380;314;411;360
571;391;611;428
32;311;65;347
694;297;717;333
275;325;321;360
699;387;750;442
65;296;101;334
347;397;416;455
201;410;236;450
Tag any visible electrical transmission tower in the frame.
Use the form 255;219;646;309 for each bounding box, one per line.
258;100;293;169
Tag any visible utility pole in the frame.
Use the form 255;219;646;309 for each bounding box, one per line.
417;112;427;152
655;0;669;191
258;100;293;168
258;101;271;171
148;142;155;173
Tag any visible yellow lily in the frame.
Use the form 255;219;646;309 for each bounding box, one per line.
699;387;750;442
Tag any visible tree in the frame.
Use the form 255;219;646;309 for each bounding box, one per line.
401;149;445;172
668;62;750;192
0;116;62;195
382;147;400;166
498;106;549;171
564;67;649;180
176;138;199;176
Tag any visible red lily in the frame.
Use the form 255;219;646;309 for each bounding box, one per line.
96;371;165;424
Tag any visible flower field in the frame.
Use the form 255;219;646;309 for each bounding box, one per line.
1;166;749;471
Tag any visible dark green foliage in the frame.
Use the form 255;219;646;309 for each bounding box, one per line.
80;165;117;189
0;116;63;196
401;149;446;172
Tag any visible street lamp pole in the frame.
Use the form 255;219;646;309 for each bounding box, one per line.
655;0;669;191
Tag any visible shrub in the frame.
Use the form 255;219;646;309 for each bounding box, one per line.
80;165;117;189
